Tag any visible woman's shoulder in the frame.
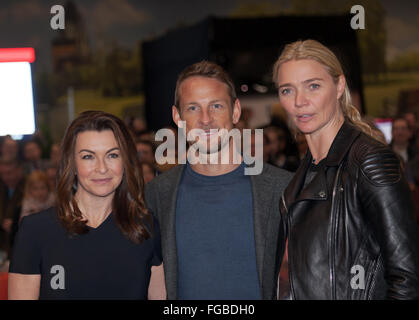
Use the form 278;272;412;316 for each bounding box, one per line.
350;133;402;185
20;207;60;229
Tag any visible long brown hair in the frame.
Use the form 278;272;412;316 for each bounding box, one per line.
273;39;383;141
57;110;152;244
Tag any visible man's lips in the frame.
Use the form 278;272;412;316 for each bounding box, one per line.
199;129;219;137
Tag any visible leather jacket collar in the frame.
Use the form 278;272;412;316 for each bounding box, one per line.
283;120;361;209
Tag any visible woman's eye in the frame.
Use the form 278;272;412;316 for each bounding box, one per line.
81;154;93;160
108;153;119;159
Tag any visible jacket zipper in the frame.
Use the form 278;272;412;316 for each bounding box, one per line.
281;196;295;300
366;257;380;299
329;164;343;300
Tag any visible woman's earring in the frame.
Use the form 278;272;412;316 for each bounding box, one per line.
72;176;78;193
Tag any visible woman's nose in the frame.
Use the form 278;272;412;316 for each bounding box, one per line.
295;90;308;107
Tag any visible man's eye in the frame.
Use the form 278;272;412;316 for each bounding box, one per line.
212;104;223;109
309;83;320;90
188;106;197;111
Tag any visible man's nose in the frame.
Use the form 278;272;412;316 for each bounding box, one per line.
199;108;212;125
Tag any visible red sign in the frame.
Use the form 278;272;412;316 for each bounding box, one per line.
0;48;35;63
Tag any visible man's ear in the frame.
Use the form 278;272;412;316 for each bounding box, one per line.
232;99;241;125
172;105;181;127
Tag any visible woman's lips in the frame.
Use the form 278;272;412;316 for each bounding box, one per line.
296;114;314;123
91;178;112;184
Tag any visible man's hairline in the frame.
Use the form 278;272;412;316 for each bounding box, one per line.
175;75;236;111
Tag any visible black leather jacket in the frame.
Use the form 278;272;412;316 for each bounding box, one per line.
280;121;419;299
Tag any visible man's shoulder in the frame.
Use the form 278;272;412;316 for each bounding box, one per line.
249;163;294;195
146;164;185;190
258;162;294;181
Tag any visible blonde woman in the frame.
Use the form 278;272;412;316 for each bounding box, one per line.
19;170;55;222
274;40;419;299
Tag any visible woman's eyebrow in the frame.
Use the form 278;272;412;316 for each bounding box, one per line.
105;147;120;153
303;77;324;84
78;147;119;154
78;149;94;154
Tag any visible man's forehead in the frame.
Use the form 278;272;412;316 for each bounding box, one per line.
178;76;231;103
180;76;228;91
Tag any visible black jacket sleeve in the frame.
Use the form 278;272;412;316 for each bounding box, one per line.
358;147;419;299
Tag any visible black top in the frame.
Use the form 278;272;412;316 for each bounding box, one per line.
9;207;162;300
303;158;325;189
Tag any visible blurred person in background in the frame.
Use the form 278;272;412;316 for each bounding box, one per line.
265;125;299;172
128;116;147;138
234;118;247;133
0;158;25;257
137;130;155;143
45;163;58;193
243;130;267;163
136;139;156;164
406;155;419;224
234;107;252;133
49;143;61;167
22;139;48;174
141;162;157;184
155;126;178;173
19;170;55;222
274;39;419;299
403;112;418;144
391;118;418;165
0;136;20;162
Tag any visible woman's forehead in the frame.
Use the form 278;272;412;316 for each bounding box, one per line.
75;130;119;149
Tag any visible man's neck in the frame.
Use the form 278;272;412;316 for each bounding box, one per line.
189;143;243;176
190;161;241;176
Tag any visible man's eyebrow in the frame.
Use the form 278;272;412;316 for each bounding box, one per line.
208;99;226;104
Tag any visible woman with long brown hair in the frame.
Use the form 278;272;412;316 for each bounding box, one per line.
274;40;419;299
8;111;165;299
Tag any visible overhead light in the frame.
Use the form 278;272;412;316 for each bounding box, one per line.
253;84;268;93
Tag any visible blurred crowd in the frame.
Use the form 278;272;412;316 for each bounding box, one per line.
1;109;418;269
